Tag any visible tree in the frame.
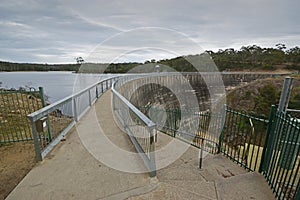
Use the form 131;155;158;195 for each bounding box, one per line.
75;57;84;64
275;43;286;51
286;46;300;63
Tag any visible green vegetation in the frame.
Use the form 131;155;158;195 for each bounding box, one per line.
1;44;300;73
253;84;280;115
0;89;43;143
208;44;300;71
227;77;300;116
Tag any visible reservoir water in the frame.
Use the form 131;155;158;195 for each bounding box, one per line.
0;71;116;103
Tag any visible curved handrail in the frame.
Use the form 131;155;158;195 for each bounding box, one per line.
28;76;118;122
27;76;119;161
111;81;155;129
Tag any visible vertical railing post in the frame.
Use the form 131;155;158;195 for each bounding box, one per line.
112;88;116;111
149;127;156;177
96;85;99;98
174;109;177;137
30;118;42;161
101;82;104;93
278;77;294;170
39;87;52;141
73;97;78;122
88;89;92;107
199;138;204;169
259;105;276;173
218;104;227;153
295;185;300;200
278;77;293;113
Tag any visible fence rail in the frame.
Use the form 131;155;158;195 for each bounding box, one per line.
219;105;269;172
27;77;118;160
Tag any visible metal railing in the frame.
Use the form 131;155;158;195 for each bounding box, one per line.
139;106;221;154
112;74;300;199
262;106;300;200
0;88;43;143
27;77;118;161
112;79;156;177
219;105;269;172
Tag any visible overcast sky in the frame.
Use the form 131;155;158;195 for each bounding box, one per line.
0;0;299;63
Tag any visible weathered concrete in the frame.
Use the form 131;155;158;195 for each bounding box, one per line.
129;145;275;200
7;90;275;200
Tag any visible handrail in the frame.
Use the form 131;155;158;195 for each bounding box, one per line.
27;76;119;161
111;78;157;177
111;81;155;129
28;77;117;122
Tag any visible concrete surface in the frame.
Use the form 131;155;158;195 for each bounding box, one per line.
6;90;275;200
129;149;275;200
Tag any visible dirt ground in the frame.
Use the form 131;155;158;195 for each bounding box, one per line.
0;142;36;200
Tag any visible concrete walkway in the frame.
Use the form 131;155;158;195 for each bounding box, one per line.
7;90;275;200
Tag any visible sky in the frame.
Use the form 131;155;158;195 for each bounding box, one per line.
0;0;299;64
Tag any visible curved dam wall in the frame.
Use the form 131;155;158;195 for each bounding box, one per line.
117;73;287;112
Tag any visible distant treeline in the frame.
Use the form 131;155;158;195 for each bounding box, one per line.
208;44;300;71
157;44;300;72
0;61;80;72
1;44;300;73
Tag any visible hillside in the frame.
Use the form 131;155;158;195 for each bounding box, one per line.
1;44;300;73
226;75;300;117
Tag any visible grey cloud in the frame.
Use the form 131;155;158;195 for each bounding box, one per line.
0;0;299;63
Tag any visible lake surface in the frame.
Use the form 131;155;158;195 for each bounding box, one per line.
0;71;116;103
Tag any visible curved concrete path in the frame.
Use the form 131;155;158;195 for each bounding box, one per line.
6;90;275;200
6;90;156;200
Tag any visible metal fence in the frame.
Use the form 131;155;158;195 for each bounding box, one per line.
287;109;300;119
261;106;300;200
113;74;300;199
219;105;269;172
27;77;118;160
141;103;300;199
139;106;221;154
112;80;156;177
0;88;44;143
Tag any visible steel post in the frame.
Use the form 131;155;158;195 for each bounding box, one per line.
278;77;293;113
39;87;52;141
31;119;42;161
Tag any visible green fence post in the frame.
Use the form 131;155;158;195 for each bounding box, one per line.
295;184;300;200
218;104;227;153
39;87;52;141
259;105;276;173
